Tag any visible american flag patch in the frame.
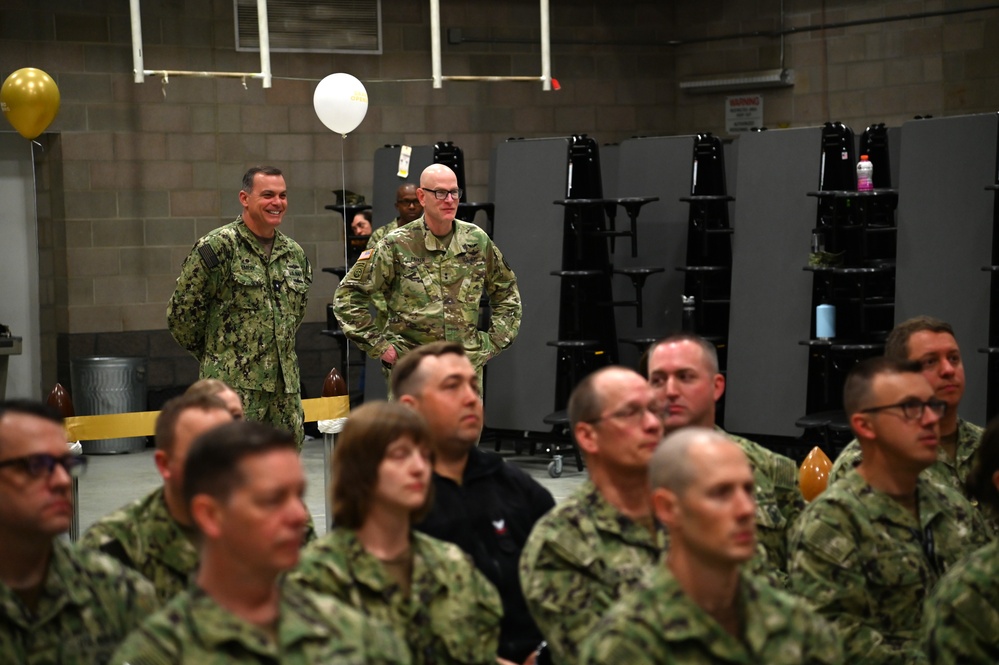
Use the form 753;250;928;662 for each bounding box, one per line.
358;249;373;261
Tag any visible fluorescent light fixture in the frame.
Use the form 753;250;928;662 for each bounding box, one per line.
679;68;795;93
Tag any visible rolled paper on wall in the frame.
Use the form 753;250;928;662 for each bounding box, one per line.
816;304;836;339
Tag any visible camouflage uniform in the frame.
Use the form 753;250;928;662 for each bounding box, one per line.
361;218;400;331
366;218;399;248
923;539;999;664
167;216;312;445
722;428;804;580
291;528;502;665
77;487;197;604
828;420;994;532
788;469;990;665
77;487;317;604
0;539;159;664
518;480;666;665
110;581;409;665
829;419;983;490
579;564;844;665
332;218;521;371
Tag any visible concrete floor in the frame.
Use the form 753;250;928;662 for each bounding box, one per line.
76;435;587;537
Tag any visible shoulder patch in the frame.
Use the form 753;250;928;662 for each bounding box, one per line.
357;249;373;261
197;243;220;269
772;455;799;488
802;518;856;564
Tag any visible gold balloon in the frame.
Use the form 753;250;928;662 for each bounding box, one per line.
799;446;833;502
1;68;61;139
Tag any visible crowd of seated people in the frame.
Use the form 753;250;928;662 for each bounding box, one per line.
1;316;996;664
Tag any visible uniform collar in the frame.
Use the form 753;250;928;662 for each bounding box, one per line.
339;528;452;594
437;446;502;485
651;565;789;657
145;487;199;576
578;481;666;549
954;418;982;467
420;217;469;255
842;469;946;529
186;583;332;655
235;215;289;260
0;540;91;628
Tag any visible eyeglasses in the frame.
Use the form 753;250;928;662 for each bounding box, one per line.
397;199;421;207
0;453;88;478
860;398;947;421
421;187;462;201
587;403;665;425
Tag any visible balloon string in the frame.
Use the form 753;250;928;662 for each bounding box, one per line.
339;134;350;392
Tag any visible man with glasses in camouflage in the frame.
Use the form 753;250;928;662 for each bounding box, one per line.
788;358;990;665
828;316;991;530
520;366;666;665
334;164;521;386
0;400;158;663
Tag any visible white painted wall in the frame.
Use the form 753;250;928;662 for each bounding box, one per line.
0;132;41;399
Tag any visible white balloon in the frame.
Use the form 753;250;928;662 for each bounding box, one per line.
313;73;369;136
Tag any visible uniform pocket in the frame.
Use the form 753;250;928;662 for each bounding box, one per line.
436;590;502;662
284;271;309;308
457;266;486;307
231;266;267;309
865;550;926;588
755;498;787;531
398;256;435;300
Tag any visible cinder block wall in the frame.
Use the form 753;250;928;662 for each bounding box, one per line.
672;1;999;132
2;0;996;399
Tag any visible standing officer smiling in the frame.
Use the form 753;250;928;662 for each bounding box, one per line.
168;166;312;446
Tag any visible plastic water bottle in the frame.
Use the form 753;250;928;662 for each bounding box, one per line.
857;154;873;191
682;295;696;332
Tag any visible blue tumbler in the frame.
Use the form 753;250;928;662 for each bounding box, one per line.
816;304;836;339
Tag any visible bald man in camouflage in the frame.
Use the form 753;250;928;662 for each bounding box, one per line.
333;164;521;387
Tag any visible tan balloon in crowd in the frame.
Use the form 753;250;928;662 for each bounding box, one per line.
799;446;833;502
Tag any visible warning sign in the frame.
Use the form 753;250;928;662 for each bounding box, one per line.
726;95;763;134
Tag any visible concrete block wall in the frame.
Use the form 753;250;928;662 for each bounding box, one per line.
671;1;999;134
1;0;996;397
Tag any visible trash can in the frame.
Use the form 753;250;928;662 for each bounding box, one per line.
70;356;148;454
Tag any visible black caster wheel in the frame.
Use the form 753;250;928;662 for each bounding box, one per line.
548;457;563;478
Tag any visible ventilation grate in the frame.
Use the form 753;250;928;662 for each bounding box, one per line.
235;0;382;54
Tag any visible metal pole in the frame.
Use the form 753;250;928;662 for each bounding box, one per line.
142;69;268;80
430;0;442;89
257;0;272;88
444;75;545;82
70;477;80;541
321;418;348;532
129;0;144;83
67;440;83;542
540;0;551;91
323;430;334;532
